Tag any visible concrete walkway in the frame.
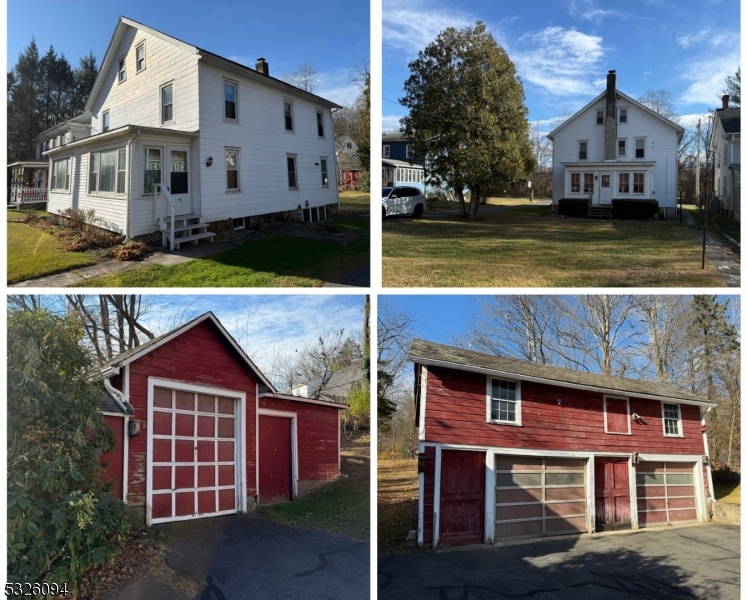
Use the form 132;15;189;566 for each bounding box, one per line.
682;212;740;287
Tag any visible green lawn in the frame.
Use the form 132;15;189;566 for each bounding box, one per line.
7;210;95;283
339;189;371;218
383;205;724;287
79;220;369;287
684;205;740;242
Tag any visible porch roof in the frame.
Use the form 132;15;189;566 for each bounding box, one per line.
383;158;424;169
43;125;199;156
8;160;49;168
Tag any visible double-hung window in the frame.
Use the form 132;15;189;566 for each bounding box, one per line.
161;84;173;123
662;403;682;437
633;172;644;194
118;57;126;82
596;109;604;125
224;81;238;122
579;141;588;160
583;173;594;193
136;43;146;72
570;172;581;193
316;110;324;137
287;154;298;189
226;148;240;191
102;111;110;133
635;138;645;158
406;144;415;159
488;378;520;425
89;149;126;194
383;144;390;158
619;108;627;123
143;148;162;195
51;158;70;191
320;157;329;187
617;139;626;157
618;172;629;194
284;100;294;132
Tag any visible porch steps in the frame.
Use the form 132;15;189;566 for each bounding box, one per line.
589;205;613;219
159;214;216;250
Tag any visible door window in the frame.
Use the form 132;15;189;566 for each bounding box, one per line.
170;150;188;194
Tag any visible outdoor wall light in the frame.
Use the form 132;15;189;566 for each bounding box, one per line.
305;200;309;207
631;413;640;421
206;156;213;167
556;398;562;405
595;174;599;180
315;162;319;166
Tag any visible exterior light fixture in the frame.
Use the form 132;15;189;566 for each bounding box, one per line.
206;156;213;167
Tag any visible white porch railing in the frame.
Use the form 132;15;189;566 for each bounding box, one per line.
11;187;48;205
154;183;177;250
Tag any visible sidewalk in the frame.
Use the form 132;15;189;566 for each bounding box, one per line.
682;212;740;287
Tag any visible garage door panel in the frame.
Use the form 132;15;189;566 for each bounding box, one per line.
495;503;543;520
545;487;585;501
175;466;194;489
218;397;235;414
217;441;234;461
175;391;194;410
496;456;541;470
153;411;172;435
198;490;216;514
153;439;172;462
497;472;542;487
198;416;215;437
501;488;543;503
198;394;215;412
198;465;215;487
152;493;172;519
669;509;697;521
636;461;698;527
175;440;194;462
217;418;234;438
197;441;215;462
545;458;585;470
668;485;695;496
640;510;668;525
638;498;667;511
175;413;194;436
218;488;236;511
175;492;195;516
668;497;695;509
495;520;543;539
545;500;585;517
153;466;172;490
546;516;586;534
154;387;172;408
218;465;235;486
637;485;666;498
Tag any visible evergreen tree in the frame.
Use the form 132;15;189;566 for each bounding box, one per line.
72;51;99;114
723;67;740;106
7;38;43;161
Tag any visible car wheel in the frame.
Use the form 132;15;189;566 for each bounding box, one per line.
382;206;387;220
413;204;424;218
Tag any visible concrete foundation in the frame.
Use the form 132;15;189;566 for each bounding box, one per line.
711;502;740;524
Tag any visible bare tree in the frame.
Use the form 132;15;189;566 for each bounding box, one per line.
282;62;318;93
637;89;677;121
633;296;691;384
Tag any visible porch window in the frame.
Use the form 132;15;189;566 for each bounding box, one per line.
226;149;239;191
635;138;645;158
617;139;626;157
662;403;682;437
320;157;329;187
89;153;99;192
51;158;70;191
103;111;110;133
136;43;146;72
118;57;126;83
488;378;520;425
579;141;588;160
224;81;238;121
383;144;390;158
570;173;581;193
161;84;174;123
287;154;298;189
633;172;644;194
143;148;162;195
284;100;294;132
618;172;629;194
89;149;126;194
316;110;324;137
584;173;594;194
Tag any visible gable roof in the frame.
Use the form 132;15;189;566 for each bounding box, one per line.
715;107;740;135
100;312;276;392
546;89;684;140
409;339;714;407
85;16;341;114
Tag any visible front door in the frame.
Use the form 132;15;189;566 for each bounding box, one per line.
439;450;485;546
166;146;192;215
600;172;612;205
259;415;293;504
595;457;631;531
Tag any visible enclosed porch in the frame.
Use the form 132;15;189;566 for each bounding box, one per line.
8;161;48;208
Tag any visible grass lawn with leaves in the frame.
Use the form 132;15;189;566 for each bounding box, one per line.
7;209;95;283
383;203;724;287
338;190;371;217
684;205;740;243
258;430;370;540
378;459;420;555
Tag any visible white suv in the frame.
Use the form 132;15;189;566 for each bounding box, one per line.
382;186;425;219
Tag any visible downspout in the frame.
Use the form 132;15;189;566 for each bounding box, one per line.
125;129;141;242
701;406;716;504
104;377;134;415
330;107;341;213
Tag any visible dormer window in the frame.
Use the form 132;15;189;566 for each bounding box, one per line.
118;57;127;83
596;110;604;125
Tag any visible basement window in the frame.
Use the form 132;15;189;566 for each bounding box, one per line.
487;377;521;425
303;205;326;222
233;217;245;230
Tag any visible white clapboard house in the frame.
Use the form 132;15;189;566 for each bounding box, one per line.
45;17;341;248
547;70;683;218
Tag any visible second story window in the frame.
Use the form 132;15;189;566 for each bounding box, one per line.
102;111;110;133
406;144;415;159
619;108;627;123
488;378;520;425
662;403;682;437
316;110;324;137
162;84;173;123
224;81;237;121
136;43;146;72
618;139;626;157
578;141;588;160
118;57;126;83
284;100;294;132
383;144;390;158
596;109;604;125
635;138;645;158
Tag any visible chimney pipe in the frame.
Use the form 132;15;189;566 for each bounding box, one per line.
256;58;269;77
604;70;617;161
722;94;730;109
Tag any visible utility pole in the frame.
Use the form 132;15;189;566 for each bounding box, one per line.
696;119;707;269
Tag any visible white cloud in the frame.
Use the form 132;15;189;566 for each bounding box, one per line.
676;28;728;49
677;113;711;128
677;35;739;107
513;27;606;97
568;0;632;23
382;114;404;132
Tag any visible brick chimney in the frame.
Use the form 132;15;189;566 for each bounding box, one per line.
604;70;617;161
256;58;269;76
722;94;730;109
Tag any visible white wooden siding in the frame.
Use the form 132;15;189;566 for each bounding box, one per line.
551;99;679;208
90;27;200;134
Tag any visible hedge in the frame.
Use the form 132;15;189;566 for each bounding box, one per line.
612;199;659;220
558;198;589;217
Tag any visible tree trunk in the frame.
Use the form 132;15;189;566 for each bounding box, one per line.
467;186;481;218
455;188;467;217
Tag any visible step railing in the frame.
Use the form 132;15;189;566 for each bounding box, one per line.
154;183;177;250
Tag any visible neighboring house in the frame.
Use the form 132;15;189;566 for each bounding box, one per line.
382;132;425;192
96;312;345;525
291;364;364;403
547;71;684;218
8;160;48;207
336;135;361;190
409;339;715;548
44;17;341;249
711;95;740;221
36;113;93;159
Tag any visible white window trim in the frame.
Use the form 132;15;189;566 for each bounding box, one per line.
287;153;298;190
485;376;522;426
383;144;391;158
618;106;628;124
406;144;415;159
618;172;630;195
283;98;294;133
136;42;146;73
225;147;240;192
117;56;127;83
51;157;71;192
578;140;588;161
232;217;245;230
661;402;684;438
634;137;646;159
596;109;604;125
603;395;631;435
320;156;329;188
102;110;110;133
88;148;127;197
161;81;175;124
316;109;325;138
223;79;239;123
143;146;163;196
617;138;626;158
632;171;646;195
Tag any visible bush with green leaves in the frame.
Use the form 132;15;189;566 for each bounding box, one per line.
7;309;128;587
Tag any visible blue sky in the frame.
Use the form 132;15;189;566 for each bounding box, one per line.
382;0;741;132
6;0;369;106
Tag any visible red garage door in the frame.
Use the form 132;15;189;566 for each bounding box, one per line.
100;415;125;500
637;462;698;526
439;450;485;546
150;386;238;523
259;415;293;504
595;457;632;531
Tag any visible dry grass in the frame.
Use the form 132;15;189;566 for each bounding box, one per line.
378;459;420;555
714;482;741;504
383;206;724;287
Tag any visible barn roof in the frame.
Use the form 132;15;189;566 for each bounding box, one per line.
100;312;276;392
409;339;714;407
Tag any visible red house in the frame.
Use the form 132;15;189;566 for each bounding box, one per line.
409;339;717;548
97;312;346;525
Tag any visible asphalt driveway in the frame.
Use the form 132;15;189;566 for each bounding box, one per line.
105;514;369;600
378;523;740;600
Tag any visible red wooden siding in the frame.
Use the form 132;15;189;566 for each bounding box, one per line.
119;320;257;508
258;396;340;482
605;397;629;434
439;450;485;546
594;458;631;531
424;366;705;456
259;416;292;504
422;446;436;547
100;415;125;500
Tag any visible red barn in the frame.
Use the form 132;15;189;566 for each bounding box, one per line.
409;339;717;548
96;312;346;525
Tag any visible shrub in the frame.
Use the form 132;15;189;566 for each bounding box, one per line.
58;208;123;250
110;240;149;261
7;310;128;588
21;210;42;226
612;199;659;220
356;169;370;192
558;198;589;217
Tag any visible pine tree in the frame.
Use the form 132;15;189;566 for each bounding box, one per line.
7;38;43;161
